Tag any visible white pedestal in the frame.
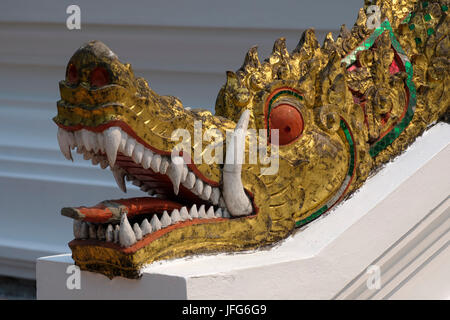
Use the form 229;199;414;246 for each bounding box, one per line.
36;124;450;300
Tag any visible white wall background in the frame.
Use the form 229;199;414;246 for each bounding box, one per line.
0;0;363;279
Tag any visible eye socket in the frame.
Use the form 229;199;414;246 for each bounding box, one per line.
90;67;110;88
269;104;304;145
67;64;79;85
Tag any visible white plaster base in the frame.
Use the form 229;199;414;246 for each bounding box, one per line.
36;123;450;300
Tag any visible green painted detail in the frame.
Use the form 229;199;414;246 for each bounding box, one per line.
423;2;429;8
443;5;448;12
424;13;432;21
427;28;435;36
295;119;355;228
409;24;415;30
415;37;422;44
403;13;412;24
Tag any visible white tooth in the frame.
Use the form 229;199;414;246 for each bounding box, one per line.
119;213;136;247
73;220;82;239
104;127;122;167
88;223;97;239
223;109;253;217
206;206;215;219
114;225;120;243
106;224;114;242
170;209;182;224
112;167;127;193
180;207;191;221
81;129;97;152
133;223;143;241
198;205;206;218
150;214;162;231
159;157;170;174
151;154;162;172
96;225;106;240
189;204;198;219
167;156;183;195
100;159;109;169
124;138;136;157
57;128;74;161
132;143;144;164
97;132;105;153
74;131;83;147
140;219;152;235
219;197;226;208
201;184;212;200
181;166;188;182
119;132;128;152
223;209;231;218
160;211;171;228
182;172;196;189
211;188;220;205
80;222;88;239
194;178;204;195
142;149;154;169
215;208;223;218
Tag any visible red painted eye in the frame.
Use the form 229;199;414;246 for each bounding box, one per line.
67;64;79;85
90;67;110;88
269;104;304;145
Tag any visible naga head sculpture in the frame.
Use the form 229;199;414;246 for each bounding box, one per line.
54;0;449;278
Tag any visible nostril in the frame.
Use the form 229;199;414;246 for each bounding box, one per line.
90;67;110;88
67;64;79;85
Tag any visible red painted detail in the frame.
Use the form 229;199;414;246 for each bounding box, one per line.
67;64;79;85
90;67;110;88
269;104;304;145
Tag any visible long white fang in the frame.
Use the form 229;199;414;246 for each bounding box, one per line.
80;222;88;239
88;223;97;239
133;223;143;241
160;211;171;228
170;209;182;224
97;132;105;153
119;213;136;247
112;167;127;193
150;214;162;231
73;220;82;239
215;208;223;218
167;156;184;195
104;127;122;167
140;219;152;235
180;207;190;221
222;109;253;217
57;128;74;161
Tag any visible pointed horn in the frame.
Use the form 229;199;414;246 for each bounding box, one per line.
272;37;289;59
293;29;319;58
222;109;252;217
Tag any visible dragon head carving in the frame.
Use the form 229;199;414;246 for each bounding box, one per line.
54;0;449;278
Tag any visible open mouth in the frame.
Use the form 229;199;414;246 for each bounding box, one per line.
57;115;255;251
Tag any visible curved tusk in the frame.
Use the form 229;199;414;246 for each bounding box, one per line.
222;109;253;217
